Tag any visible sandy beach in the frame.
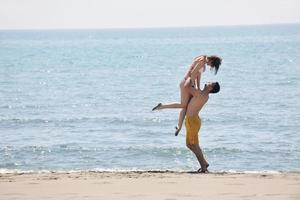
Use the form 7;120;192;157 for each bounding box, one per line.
0;171;299;200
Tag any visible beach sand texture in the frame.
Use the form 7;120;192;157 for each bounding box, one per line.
1;172;299;200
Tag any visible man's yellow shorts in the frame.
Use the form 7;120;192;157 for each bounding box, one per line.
185;116;201;145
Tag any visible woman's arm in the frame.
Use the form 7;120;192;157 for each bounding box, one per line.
196;73;201;90
190;57;205;81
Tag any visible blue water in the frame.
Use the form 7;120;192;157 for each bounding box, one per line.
1;24;300;173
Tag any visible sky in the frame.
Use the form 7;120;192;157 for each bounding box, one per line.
0;0;299;29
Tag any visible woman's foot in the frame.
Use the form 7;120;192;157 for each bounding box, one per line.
152;103;162;111
175;126;181;136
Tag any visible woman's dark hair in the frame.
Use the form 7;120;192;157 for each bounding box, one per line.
210;82;220;94
208;55;222;74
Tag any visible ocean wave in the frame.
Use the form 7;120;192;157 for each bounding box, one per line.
0;116;175;126
1;144;291;157
0;145;188;155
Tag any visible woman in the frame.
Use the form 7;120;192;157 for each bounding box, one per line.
152;55;222;136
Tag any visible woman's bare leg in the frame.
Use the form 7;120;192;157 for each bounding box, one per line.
175;108;187;136
152;102;184;111
175;87;191;136
160;102;185;109
152;80;191;135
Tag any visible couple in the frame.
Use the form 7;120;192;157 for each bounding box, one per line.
152;55;222;173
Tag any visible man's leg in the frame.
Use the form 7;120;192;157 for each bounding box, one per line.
187;144;208;172
185;116;208;172
193;144;209;171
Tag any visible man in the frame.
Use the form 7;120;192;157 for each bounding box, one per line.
183;77;220;173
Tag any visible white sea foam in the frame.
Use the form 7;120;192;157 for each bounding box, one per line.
0;168;292;175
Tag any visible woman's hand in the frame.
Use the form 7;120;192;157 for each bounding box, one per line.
191;56;203;67
193;55;204;61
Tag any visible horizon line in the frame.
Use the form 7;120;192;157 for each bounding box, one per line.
0;22;299;31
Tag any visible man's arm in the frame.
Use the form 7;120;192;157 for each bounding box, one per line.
184;77;199;97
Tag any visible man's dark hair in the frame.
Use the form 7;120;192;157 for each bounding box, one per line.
210;82;220;94
208;55;222;74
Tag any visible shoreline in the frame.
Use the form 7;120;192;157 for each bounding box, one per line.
1;170;300;177
1;170;300;178
1;171;299;200
1;167;299;173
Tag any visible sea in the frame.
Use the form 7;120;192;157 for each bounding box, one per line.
0;24;300;173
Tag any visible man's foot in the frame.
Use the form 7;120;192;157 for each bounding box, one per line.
197;169;209;173
175;126;181;136
206;163;210;169
152;103;162;111
197;164;209;172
